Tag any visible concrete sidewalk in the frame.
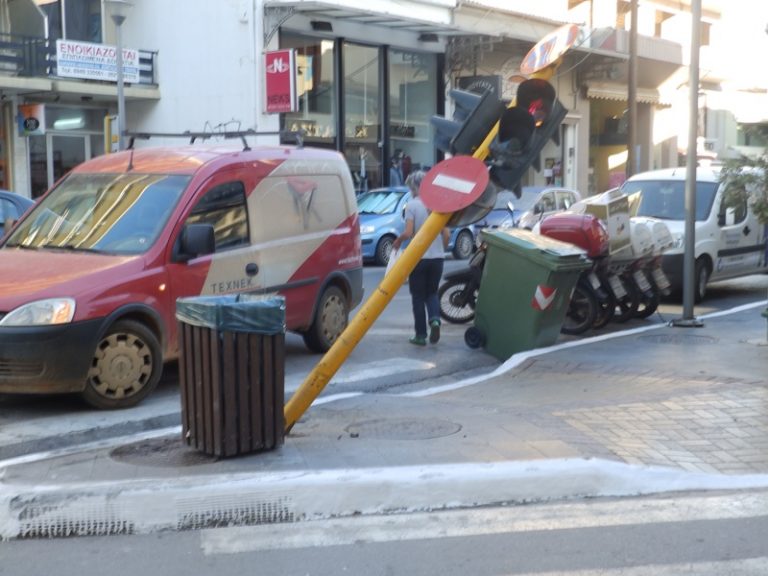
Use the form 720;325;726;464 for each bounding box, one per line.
1;302;767;540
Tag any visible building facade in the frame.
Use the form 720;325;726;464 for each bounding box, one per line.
0;0;757;203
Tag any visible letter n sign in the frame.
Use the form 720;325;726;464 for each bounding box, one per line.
265;49;297;114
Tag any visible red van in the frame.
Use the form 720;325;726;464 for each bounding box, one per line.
0;142;363;409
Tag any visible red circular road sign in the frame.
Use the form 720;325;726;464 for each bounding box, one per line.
419;156;489;213
520;24;579;75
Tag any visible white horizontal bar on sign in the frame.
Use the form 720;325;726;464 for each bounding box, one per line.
432;173;476;194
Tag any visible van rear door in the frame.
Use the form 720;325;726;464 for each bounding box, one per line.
714;186;765;279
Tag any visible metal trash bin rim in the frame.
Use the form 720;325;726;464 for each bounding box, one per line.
175;294;286;334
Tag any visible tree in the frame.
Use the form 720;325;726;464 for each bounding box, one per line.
719;156;768;225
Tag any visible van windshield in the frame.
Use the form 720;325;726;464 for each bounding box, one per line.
621;179;719;221
4;173;190;254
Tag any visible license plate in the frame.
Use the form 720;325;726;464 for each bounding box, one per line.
652;267;671;290
608;275;627;299
588;272;601;290
633;270;652;292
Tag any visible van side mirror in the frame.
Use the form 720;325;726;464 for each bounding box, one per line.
176;223;215;262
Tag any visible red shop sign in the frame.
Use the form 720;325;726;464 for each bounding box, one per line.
265;49;297;114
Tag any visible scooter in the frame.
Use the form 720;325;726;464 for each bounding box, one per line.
537;212;611;335
438;240;486;324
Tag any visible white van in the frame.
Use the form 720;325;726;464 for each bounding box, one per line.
621;167;768;301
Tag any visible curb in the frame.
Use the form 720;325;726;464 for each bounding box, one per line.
4;458;768;540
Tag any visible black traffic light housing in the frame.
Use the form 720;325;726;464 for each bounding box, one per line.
431;89;506;156
487;78;568;196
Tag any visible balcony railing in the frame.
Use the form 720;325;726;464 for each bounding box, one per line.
0;32;157;86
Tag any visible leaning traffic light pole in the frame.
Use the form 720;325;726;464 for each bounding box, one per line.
284;36;572;432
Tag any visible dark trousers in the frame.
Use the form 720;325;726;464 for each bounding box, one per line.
408;258;444;338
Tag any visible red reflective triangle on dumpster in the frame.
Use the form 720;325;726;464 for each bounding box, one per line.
531;285;557;311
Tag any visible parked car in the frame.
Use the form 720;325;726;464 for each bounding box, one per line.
358;186;411;266
621;166;768;301
0;190;35;237
516;186;582;229
358;186;477;265
471;190;518;237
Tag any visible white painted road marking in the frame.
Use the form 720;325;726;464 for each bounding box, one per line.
200;490;768;554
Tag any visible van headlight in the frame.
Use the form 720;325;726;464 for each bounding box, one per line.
360;224;375;234
671;233;685;250
0;298;76;326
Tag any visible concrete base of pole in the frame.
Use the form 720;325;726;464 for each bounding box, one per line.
670;317;704;328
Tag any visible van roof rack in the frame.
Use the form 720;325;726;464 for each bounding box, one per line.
124;129;305;151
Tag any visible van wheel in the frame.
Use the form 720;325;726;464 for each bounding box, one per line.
376;235;395;266
81;320;162;410
452;230;474;260
302;286;348;353
694;259;710;303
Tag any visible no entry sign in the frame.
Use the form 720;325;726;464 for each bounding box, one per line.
419;156;489;213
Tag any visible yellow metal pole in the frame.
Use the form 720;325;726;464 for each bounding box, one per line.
284;62;560;432
284;210;451;430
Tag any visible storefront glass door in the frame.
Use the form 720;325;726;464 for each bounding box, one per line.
343;43;380;194
29;133;93;198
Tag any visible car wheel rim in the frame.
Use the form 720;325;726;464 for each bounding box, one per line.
88;331;153;400
456;233;472;258
320;292;346;344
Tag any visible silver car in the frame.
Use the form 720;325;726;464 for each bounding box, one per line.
516;186;582;229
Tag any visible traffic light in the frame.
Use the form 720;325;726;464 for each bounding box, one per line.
431;89;506;156
487;78;568;195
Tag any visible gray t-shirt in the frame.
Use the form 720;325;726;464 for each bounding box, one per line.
404;196;445;259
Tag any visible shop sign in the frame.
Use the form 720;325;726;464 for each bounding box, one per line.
18;103;45;136
57;39;140;83
265;49;297;114
457;75;501;96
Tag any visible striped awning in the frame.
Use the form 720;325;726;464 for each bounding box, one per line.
584;81;669;106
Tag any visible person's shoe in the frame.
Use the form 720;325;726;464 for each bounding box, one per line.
429;319;441;344
409;336;427;346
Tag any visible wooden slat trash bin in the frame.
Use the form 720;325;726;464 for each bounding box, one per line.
175;294;286;457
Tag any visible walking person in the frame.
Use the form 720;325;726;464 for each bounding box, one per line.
392;170;450;346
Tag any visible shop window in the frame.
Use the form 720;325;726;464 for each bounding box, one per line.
280;34;337;148
388;49;437;183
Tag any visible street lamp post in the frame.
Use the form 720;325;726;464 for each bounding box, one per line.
106;0;133;151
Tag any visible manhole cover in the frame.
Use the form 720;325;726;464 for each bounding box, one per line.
637;333;717;345
345;418;461;440
110;437;217;467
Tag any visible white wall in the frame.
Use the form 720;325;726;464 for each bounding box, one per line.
123;0;278;147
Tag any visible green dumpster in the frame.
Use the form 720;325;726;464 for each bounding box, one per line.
465;229;591;360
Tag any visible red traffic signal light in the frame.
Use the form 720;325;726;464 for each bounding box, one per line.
487;78;567;195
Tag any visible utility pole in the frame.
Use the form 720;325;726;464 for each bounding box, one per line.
673;0;704;328
626;0;638;178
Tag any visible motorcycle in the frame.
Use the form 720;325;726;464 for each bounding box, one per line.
629;217;674;319
537;212;611;335
438;241;486;324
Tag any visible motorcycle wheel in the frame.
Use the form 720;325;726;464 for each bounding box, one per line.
592;294;615;329
634;288;660;319
613;279;640;323
438;278;477;324
561;284;598;335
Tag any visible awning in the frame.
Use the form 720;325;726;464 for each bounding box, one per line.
264;0;461;36
584;82;669;106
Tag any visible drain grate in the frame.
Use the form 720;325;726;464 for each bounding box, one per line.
637;333;717;345
110;437;217;467
345;418;462;440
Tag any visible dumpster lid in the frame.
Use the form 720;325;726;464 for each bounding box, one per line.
483;229;590;267
176;294;286;334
